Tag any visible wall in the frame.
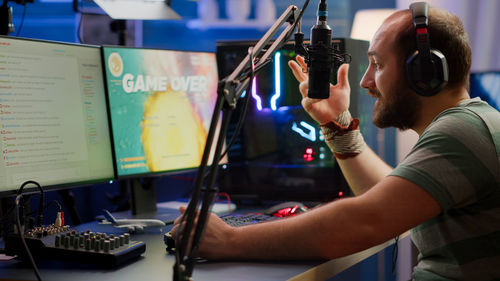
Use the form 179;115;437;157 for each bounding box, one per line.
9;0;396;49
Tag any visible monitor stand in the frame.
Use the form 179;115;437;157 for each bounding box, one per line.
127;177;157;216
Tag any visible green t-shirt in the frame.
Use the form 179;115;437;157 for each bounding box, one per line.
391;98;500;281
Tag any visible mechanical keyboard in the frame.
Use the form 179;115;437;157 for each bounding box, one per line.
5;224;146;267
220;212;279;227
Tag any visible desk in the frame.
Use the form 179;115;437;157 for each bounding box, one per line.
0;217;398;281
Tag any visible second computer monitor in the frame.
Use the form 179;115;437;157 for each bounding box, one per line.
0;36;115;196
215;39;373;202
102;46;221;177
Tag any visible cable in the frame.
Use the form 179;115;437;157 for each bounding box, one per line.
200;46;256;184
76;12;83;43
216;192;232;213
289;0;310;39
14;2;26;37
15;197;42;281
16;180;44;227
216;48;255;162
199;46;256;195
14;182;43;281
49;200;62;211
392;235;399;275
26;200;62;218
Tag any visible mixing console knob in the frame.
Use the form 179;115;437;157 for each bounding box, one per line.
94;240;100;251
54;235;61;247
103;240;110;252
64;236;70;248
85;238;91;250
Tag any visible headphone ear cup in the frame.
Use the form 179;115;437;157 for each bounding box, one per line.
406;49;449;97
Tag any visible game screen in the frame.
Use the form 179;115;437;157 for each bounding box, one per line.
102;47;222;177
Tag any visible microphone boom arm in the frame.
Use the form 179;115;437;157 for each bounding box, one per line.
174;5;303;281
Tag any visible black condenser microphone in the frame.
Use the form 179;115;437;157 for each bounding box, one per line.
307;0;332;99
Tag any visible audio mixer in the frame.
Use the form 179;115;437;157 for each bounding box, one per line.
5;224;146;267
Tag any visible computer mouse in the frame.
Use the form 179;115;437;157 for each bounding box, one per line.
262;201;308;217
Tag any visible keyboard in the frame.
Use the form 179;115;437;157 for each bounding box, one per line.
5;224;146;267
220;212;279;227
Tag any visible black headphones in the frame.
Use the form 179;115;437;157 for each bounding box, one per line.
406;2;448;97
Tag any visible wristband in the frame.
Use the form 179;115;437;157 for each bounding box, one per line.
320;111;366;159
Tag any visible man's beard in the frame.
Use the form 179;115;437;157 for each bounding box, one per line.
371;84;421;130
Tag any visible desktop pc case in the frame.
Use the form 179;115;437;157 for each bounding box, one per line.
216;38;396;203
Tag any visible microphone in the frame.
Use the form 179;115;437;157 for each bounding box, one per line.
307;0;332;99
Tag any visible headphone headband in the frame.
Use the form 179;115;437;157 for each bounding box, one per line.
410;2;431;61
410;2;428;27
405;2;448;97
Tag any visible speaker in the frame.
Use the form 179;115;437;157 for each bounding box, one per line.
406;2;448;97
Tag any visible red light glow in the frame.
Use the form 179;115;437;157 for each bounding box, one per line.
303;154;314;162
303;148;314;162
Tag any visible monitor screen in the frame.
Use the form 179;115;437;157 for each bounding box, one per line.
216;40;338;166
215;40;357;202
0;36;115;196
102;46;223;178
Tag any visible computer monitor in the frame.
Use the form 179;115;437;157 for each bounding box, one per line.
214;38;395;203
101;46;225;214
102;46;223;178
0;36;115;197
214;39;375;203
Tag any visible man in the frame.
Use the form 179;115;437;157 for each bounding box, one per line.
172;3;500;280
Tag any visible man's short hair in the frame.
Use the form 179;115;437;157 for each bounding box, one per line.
391;8;472;89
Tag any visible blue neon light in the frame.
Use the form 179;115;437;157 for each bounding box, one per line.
251;78;263;111
250;52;283;111
270;52;281;111
291;121;317;142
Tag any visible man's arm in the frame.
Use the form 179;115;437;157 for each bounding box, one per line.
337;147;393;195
187;175;441;260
